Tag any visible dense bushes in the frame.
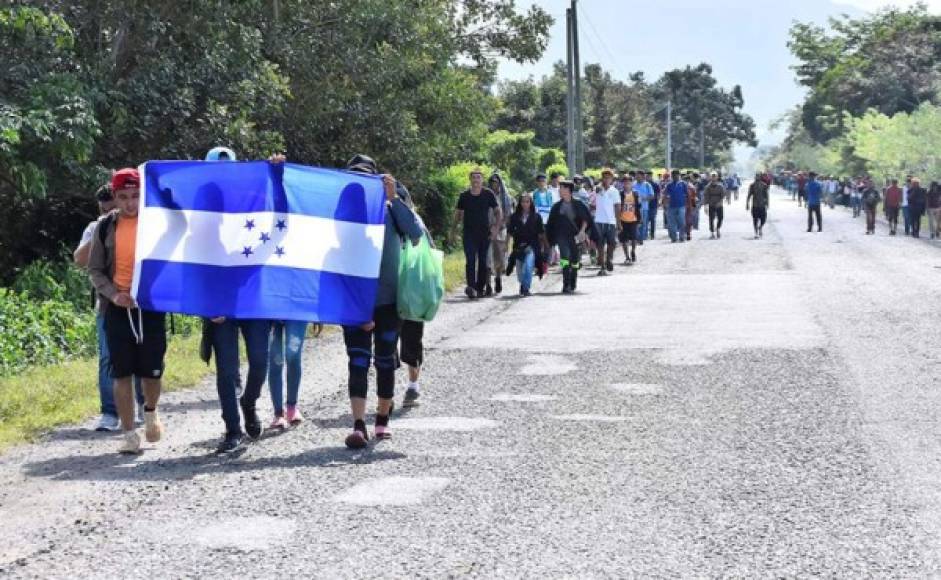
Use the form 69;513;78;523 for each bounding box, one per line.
0;288;95;376
0;258;200;377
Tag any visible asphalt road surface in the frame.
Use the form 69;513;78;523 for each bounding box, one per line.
2;186;940;578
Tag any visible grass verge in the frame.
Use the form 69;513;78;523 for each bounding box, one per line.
0;334;208;450
443;252;465;292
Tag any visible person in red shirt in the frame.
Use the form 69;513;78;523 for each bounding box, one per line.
883;179;903;235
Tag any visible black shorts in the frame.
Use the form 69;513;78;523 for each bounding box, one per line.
105;304;167;379
400;319;424;368
618;222;638;242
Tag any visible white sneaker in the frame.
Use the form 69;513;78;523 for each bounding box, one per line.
95;414;120;432
118;430;141;454
135;405;145;426
144;411;163;443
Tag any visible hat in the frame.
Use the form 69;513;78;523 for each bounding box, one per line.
347;154;378;175
601;168;615;177
559;180;575;190
468;166;484;177
205;146;237;161
535;173;547;180
111;168;140;192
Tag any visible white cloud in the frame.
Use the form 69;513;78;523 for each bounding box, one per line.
836;0;941;12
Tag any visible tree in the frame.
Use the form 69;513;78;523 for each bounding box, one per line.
787;5;941;142
0;1;555;277
653;63;757;168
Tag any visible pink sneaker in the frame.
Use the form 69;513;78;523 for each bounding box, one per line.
285;405;303;426
269;416;288;430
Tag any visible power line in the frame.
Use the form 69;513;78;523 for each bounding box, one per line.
577;2;629;80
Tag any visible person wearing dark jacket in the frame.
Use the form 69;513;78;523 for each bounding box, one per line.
506;193;547;297
703;172;727;239
928;181;941;239
907;178;928;238
746;176;770;239
342;154;423;449
546;181;592;295
860;180;881;235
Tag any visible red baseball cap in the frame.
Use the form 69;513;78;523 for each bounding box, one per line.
111;168;140;192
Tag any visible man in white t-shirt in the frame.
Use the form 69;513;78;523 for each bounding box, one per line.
594;168;622;276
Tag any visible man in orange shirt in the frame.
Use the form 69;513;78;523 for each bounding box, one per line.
88;168;167;454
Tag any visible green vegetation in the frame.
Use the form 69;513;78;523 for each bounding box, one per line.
493;62;757;170
0;333;205;449
766;5;941;179
0;1;553;280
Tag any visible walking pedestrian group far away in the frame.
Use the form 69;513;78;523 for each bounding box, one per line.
73;152;933;455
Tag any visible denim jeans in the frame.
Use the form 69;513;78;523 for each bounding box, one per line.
515;247;535;291
903;206;912;234
211;318;271;435
647;208;657;239
96;312;143;417
638;204;650;240
667;207;686;242
268;320;307;416
463;234;490;293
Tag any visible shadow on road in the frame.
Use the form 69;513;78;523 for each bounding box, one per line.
22;445;407;482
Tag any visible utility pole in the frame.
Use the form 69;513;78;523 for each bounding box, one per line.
571;0;584;173
565;8;576;179
665;99;672;171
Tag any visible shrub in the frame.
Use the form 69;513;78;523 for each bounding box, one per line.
537;148;565;172
544;162;568;179
0;288;96;376
12;256;92;311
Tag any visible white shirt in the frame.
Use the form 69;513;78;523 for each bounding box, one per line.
594;186;620;225
77;220;98;250
548;185;560;204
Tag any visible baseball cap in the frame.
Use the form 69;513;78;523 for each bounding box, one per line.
205;146;237;161
111;168;140;192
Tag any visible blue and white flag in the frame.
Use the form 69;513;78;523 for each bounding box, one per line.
131;161;387;325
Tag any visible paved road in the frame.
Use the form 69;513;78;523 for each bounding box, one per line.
2;187;941;578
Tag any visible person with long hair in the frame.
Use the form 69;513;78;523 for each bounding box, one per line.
507;193;547;296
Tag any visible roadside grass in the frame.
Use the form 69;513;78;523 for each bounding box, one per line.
0;334;208;450
443;252;464;292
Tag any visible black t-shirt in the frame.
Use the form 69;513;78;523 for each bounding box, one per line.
457;188;498;238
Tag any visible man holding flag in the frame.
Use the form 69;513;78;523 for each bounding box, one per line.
88;168;167;455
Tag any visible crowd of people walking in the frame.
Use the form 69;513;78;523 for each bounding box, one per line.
73;150;936;458
778;171;941;238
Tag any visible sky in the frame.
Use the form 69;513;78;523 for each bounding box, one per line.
497;0;941;161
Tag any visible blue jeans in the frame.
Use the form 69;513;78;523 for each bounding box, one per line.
638;204;650;240
515;248;535;291
667;207;686;242
268;321;307;416
903;206;912;234
210;318;271;435
647;208;657;239
96;313;142;417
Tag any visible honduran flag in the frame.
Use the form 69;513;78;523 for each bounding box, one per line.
131;161;387;325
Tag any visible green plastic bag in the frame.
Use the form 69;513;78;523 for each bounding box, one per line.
397;236;445;322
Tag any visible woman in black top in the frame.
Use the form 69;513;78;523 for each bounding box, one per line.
507;193;547;297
